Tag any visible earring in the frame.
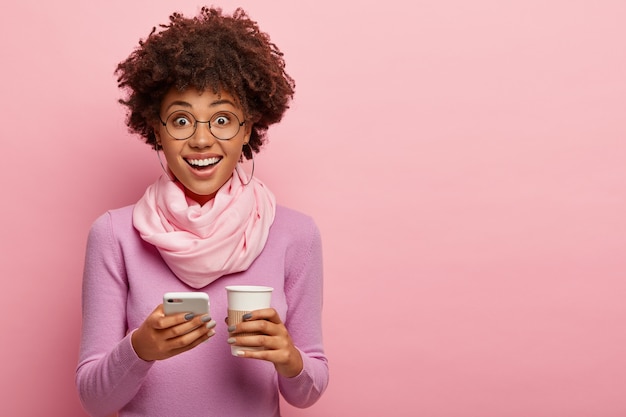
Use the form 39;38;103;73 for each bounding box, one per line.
241;143;254;186
156;146;174;181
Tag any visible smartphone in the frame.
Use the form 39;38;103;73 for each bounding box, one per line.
163;292;210;317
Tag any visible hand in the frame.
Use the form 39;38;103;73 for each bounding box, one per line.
227;308;303;378
131;304;216;361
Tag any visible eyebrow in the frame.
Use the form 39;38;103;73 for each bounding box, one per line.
164;100;192;111
164;98;239;112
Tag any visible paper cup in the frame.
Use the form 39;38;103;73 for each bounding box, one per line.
226;285;273;356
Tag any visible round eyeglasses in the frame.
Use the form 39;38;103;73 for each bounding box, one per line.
159;110;245;141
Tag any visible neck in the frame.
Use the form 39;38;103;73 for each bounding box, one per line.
185;187;216;206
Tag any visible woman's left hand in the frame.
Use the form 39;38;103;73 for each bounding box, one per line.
227;308;303;378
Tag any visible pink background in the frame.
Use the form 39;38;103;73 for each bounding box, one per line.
1;1;625;416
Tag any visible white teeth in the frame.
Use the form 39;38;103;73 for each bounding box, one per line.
187;157;220;167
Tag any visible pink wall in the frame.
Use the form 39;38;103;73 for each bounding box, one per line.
1;1;625;416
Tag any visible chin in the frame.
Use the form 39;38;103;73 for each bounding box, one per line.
183;186;218;204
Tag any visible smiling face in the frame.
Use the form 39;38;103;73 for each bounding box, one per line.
155;88;250;205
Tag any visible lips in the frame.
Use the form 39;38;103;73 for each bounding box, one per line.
185;156;222;169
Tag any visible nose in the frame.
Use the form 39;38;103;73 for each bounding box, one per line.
188;121;216;148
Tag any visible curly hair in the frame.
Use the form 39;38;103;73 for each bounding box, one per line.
115;6;295;159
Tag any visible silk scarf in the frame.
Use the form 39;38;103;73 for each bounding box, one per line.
132;165;276;288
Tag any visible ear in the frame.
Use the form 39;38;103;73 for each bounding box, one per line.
243;121;253;143
152;123;163;148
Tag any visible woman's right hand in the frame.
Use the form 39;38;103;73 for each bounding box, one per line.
131;304;216;361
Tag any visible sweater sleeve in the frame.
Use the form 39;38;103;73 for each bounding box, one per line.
75;212;154;417
278;217;329;408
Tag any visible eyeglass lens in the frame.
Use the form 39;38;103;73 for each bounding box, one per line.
164;110;242;140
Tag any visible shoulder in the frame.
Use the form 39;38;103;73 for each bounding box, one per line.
88;205;136;240
90;204;134;227
270;206;323;287
273;205;317;228
271;205;320;239
268;205;322;262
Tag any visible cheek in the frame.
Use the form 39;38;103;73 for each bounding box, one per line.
154;127;168;149
232;142;246;160
160;142;183;163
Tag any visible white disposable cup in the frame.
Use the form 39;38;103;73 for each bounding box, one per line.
226;285;273;356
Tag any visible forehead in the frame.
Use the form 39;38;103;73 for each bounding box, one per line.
161;87;241;113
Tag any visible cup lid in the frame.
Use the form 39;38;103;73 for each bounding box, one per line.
225;285;273;292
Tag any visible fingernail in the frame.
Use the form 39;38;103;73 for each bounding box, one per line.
227;325;236;332
184;313;195;321
206;320;217;329
227;337;236;344
242;313;253;320
207;329;216;337
201;315;212;323
236;350;245;357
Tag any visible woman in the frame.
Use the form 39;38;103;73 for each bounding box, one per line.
76;7;328;417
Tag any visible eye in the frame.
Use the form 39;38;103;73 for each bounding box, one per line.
172;115;192;128
212;112;233;127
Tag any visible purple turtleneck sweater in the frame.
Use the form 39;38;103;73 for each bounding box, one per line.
76;205;328;417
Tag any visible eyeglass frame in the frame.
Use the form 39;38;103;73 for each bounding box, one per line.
158;109;246;141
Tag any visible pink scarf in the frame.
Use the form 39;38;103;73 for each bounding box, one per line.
132;166;276;288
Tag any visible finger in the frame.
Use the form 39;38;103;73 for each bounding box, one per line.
164;316;215;340
153;304;212;330
231;317;280;337
229;339;290;364
228;333;285;351
227;335;264;352
144;304;181;330
151;303;191;330
233;347;278;362
243;308;282;324
169;325;217;355
233;348;265;359
229;339;303;378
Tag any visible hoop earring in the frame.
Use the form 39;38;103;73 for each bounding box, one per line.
156;147;174;181
242;143;255;186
